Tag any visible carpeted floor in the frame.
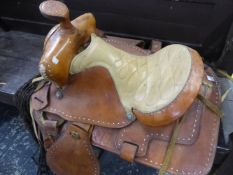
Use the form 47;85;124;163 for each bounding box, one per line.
0;103;159;175
0;103;38;175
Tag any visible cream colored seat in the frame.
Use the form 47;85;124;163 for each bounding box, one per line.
70;34;204;126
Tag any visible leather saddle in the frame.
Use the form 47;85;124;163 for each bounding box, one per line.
29;1;221;175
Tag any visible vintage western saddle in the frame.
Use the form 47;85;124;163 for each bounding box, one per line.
29;1;222;175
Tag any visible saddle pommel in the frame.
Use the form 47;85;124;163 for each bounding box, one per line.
39;1;96;87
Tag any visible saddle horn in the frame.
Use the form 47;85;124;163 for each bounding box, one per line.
39;0;73;29
39;0;96;88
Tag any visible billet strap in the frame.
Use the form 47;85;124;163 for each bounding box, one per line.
197;94;223;118
158;115;187;175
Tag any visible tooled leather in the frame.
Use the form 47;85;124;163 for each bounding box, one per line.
46;124;99;175
92;67;220;175
70;34;192;114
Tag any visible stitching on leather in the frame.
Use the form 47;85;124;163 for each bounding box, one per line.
42;59;53;78
46;107;130;127
141;70;219;175
83;140;98;175
105;39;150;55
47;136;98;175
117;100;201;154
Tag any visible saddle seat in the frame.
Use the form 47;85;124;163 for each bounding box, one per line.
70;34;204;126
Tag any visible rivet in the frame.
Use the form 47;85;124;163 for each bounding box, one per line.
127;112;135;121
55;88;63;99
70;131;80;140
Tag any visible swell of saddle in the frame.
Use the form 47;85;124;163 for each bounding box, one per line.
70;34;204;126
39;13;97;87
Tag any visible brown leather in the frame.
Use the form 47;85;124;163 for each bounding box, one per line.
92;67;220;175
39;1;72;29
120;142;138;162
46;123;100;175
35;67;132;128
115;99;203;157
133;48;204;126
39;1;96;87
30;17;220;175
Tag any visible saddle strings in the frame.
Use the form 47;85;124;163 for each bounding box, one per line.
158;115;187;175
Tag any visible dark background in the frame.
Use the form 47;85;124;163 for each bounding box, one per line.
0;1;233;174
1;0;233;62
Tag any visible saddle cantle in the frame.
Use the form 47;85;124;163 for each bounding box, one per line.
28;1;221;175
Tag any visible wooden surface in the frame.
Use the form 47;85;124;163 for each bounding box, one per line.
0;30;44;105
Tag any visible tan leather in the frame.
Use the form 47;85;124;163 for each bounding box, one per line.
46;123;99;175
30;33;219;175
71;34;204;126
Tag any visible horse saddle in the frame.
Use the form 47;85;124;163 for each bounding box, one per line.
29;1;221;175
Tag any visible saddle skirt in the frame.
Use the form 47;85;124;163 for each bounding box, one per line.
30;36;220;175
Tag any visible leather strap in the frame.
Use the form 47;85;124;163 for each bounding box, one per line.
120;142;138;162
159;115;186;175
197;93;223;117
46;123;100;175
